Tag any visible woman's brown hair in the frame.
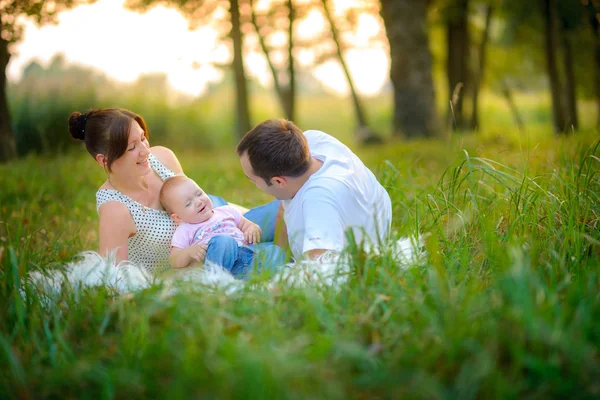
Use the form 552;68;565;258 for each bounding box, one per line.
68;108;149;172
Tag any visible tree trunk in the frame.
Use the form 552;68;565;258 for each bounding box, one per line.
0;33;16;163
249;0;295;121
322;0;381;143
560;26;578;131
501;81;524;130
230;0;251;138
470;5;492;131
446;0;470;131
590;10;600;128
285;0;295;122
380;0;439;138
541;0;566;133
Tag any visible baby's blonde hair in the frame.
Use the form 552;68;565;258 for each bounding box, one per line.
159;174;190;213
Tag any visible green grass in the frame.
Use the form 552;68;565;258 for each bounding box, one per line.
1;119;600;398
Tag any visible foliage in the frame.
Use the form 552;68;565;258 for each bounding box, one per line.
1;117;600;396
494;0;596;97
0;0;95;44
8;55;223;156
10;56;101;155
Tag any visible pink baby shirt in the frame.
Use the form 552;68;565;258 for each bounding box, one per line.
171;205;246;249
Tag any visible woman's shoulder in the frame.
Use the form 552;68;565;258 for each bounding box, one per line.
97;200;136;238
98;180;112;191
151;146;183;174
98;199;130;216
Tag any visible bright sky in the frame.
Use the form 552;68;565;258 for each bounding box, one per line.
7;0;389;97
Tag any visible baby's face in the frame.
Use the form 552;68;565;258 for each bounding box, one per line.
169;179;214;224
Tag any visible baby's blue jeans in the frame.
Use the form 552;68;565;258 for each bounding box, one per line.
205;197;286;278
205;236;287;279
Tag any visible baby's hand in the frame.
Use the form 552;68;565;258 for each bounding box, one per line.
187;244;207;264
244;223;262;245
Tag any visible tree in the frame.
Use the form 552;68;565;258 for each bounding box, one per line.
249;0;296;121
0;0;95;162
500;0;584;133
380;0;440;137
126;0;251;138
555;0;600;132
230;0;251;137
443;0;471;130
470;3;493;130
588;0;600;127
320;0;382;144
541;0;566;132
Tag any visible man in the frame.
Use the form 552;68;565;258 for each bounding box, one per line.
237;119;392;261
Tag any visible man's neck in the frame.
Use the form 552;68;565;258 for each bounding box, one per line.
288;157;323;198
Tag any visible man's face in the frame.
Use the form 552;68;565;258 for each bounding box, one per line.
240;152;290;200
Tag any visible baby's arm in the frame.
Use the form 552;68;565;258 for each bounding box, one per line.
238;217;262;245
169;244;207;268
170;226;207;268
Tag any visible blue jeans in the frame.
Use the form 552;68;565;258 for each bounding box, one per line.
205;236;287;279
206;196;286;278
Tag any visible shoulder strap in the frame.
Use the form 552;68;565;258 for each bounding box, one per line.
149;153;176;181
96;189;134;211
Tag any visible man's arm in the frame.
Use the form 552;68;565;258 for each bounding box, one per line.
304;249;328;260
274;201;289;251
298;190;346;260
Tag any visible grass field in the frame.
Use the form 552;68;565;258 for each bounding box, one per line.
1;98;600;398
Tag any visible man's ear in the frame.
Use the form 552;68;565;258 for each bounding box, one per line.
170;213;184;224
95;154;106;167
271;176;287;188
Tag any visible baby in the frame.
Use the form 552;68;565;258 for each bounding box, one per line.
160;175;283;278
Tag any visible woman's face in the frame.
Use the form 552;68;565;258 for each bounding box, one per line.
110;120;151;178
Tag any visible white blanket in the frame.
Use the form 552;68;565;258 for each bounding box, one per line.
27;237;427;298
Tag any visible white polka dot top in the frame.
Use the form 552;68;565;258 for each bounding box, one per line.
96;153;177;275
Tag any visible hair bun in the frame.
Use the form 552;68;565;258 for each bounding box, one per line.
68;111;87;140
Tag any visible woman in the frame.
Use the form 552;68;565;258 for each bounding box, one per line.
68;108;283;275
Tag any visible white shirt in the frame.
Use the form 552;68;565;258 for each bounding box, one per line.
282;130;392;259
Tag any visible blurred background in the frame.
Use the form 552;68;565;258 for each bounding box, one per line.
0;0;598;161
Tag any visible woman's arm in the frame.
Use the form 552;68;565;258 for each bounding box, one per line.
151;146;184;175
98;201;136;263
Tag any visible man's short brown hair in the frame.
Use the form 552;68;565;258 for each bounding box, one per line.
236;119;311;185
